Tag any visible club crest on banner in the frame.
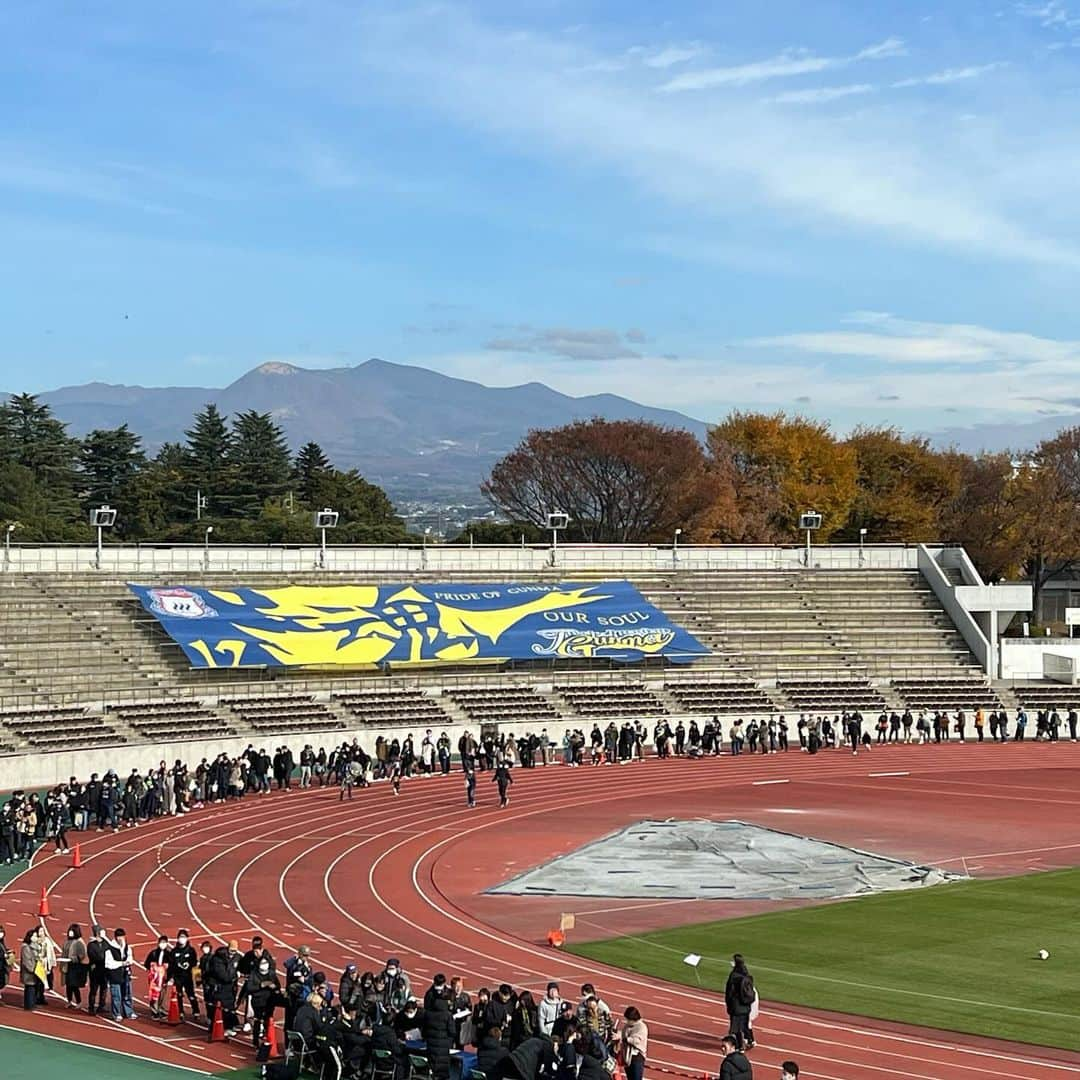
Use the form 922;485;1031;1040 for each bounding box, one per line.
147;587;218;619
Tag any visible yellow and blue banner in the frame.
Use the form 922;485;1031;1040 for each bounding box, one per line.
128;580;708;669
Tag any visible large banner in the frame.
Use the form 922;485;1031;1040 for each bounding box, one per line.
128;581;709;670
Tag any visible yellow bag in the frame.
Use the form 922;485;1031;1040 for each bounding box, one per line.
34;960;47;983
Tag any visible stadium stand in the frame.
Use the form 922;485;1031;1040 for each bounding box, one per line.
0;555;1017;760
555;682;669;718
332;688;452;726
447;684;562;724
778;679;887;714
0;705;122;749
662;675;776;714
1011;684;1080;711
223;694;345;733
892;677;1003;711
104;700;235;741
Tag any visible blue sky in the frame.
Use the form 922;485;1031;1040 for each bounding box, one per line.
5;0;1080;435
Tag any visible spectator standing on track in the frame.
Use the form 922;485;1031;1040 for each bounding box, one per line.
86;925;109;1015
718;1034;752;1079
381;957;412;1014
105;927;136;1021
206;940;241;1036
724;954;755;1052
300;745;315;788
59;923;88;1008
465;762;477;809
620;1006;648;1080
144;934;172;1018
538;981;561;1036
781;1063;799;1079
438;731;452;774
168;929;200;1018
0;925;10;999
20;928;42;1011
423;992;457;1080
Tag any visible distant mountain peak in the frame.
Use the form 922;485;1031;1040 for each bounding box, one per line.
254;361;300;376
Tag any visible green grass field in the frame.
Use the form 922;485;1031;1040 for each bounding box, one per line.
570;868;1080;1051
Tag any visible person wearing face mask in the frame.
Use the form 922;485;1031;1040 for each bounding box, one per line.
238;936;275;1033
206;940;241;1037
247;954;284;1053
381;957;411;1014
60;923;88;1008
168;930;200;1019
391;996;425;1045
104;927;136;1021
538;982;562;1037
144;935;172;1019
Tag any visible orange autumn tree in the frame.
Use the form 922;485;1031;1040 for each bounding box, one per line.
482;417;721;543
705;412;857;542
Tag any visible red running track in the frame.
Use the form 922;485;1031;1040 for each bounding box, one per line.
3;742;1080;1080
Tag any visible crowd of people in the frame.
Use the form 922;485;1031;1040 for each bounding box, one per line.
1;701;1074;865
0;923;795;1080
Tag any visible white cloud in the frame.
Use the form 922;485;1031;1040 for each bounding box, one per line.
644;44;707;69
892;63;1005;88
770;83;875;105
257;6;1080;270
659;36;904;93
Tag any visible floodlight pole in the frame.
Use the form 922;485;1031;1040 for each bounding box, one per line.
805;526;811;568
204;525;213;571
320;525;327;570
673;527;682;568
859;527;867;566
96;523;103;570
4;523;15;571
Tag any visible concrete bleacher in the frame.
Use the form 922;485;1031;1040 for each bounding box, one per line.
1011;684;1080;712
892;677;1003;712
0;551;1012;757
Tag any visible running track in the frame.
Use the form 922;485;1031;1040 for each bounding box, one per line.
2;742;1080;1080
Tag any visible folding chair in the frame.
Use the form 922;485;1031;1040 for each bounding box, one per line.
320;1042;345;1080
408;1054;433;1080
369;1049;398;1080
468;1070;488;1080
286;1031;316;1075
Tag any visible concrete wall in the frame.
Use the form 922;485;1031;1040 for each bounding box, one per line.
2;542;922;575
1000;639;1080;681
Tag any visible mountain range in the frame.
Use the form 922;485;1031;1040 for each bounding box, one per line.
16;359;710;502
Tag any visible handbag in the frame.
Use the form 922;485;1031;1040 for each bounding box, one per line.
34;959;47;983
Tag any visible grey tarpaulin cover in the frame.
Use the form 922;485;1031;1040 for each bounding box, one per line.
487;819;966;901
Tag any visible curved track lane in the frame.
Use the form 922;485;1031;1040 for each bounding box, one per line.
3;743;1080;1080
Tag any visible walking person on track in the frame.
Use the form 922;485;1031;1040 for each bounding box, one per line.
724;954;756;1052
168;929;200;1019
493;759;513;808
465;763;477;809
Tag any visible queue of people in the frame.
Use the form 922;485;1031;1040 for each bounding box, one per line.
0;914;792;1080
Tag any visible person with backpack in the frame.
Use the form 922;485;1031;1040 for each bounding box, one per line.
723;954;756;1052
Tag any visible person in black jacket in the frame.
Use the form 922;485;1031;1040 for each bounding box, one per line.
168;930;200;1018
206;942;240;1035
86;925;109;1015
492;761;513;808
718;1034;752;1079
237;936;274;1032
477;1026;509;1076
422;995;456;1080
496;1035;556;1080
723;955;755;1052
247;956;284;1050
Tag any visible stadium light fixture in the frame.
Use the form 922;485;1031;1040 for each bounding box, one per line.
3;522;19;571
546;511;569;564
673;527;683;566
314;507;339;569
798;510;822;568
859;526;867;565
203;525;214;571
90;505;117;570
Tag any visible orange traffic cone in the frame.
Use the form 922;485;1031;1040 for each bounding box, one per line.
71;844;82;869
265;1016;280;1058
166;984;180;1025
37;886;50;918
546;929;565;948
208;1002;225;1042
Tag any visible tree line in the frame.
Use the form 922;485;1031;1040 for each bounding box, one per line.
478;414;1080;615
0;395;407;545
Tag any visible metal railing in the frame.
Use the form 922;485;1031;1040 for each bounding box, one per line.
1;542;925;575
